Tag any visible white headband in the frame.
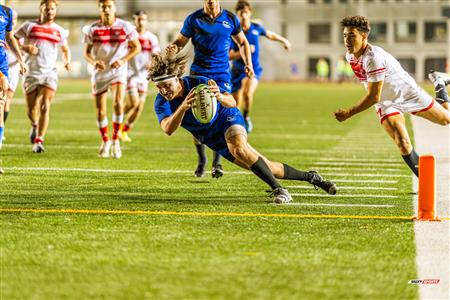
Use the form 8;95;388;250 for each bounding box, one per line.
152;74;176;83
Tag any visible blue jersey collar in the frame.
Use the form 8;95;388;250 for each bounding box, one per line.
201;7;224;23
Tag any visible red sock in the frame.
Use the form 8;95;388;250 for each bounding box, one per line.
122;124;131;133
34;136;44;144
112;122;121;141
99;126;109;142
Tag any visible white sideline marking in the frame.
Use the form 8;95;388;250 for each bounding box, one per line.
315;161;403;167
316;167;403;172
291;193;399;199
276;203;395;208
286;185;398;191
321;173;409;178
332;179;398;184
13;93;92;104
319;157;401;163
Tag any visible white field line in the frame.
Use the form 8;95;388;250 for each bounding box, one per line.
12;93;92;104
4;167;251;175
4;167;408;178
321;173;409;178
1;143;400;159
315;161;403;167
319;157;401;163
291;193;399;199
286;185;398;191
315;167;403;172
273;203;395;208
332;179;398;183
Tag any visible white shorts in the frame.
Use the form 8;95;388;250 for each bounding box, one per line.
92;69;127;96
127;75;148;96
8;64;20;92
374;87;434;123
23;73;58;94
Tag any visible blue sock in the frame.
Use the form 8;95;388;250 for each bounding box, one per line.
0;126;3;146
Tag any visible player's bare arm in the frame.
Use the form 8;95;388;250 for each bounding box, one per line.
334;80;383;122
228;49;241;61
7;31;27;74
165;34;189;56
160;88;196;136
265;30;291;51
111;38;141;69
83;43;106;71
232;32;254;78
61;43;71;71
207;79;236;108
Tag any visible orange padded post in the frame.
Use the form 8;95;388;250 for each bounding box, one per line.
416;155;440;221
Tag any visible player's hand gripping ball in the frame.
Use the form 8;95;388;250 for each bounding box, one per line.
192;84;217;124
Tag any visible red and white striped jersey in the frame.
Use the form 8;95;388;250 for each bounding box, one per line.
128;30;160;80
83;18;138;78
346;44;419;102
15;20;68;76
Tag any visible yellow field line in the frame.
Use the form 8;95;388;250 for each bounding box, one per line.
3;208;449;221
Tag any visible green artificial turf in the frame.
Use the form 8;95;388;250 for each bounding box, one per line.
0;81;419;299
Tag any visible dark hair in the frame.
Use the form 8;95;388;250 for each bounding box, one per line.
235;0;251;12
98;0;114;4
341;15;370;34
133;10;147;18
148;52;188;81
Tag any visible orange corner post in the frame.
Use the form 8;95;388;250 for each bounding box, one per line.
415;154;440;221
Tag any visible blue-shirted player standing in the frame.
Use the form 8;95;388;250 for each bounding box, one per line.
0;1;27;174
230;0;291;133
165;0;254;179
149;53;337;203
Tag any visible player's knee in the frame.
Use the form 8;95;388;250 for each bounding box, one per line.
231;145;249;161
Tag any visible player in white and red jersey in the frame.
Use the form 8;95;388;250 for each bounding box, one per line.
4;10;20;135
334;16;450;177
120;10;160;142
15;0;71;153
83;0;140;158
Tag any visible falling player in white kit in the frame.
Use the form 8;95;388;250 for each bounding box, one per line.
334;16;450;177
83;0;140;158
121;10;160;142
15;0;71;153
4;10;20;137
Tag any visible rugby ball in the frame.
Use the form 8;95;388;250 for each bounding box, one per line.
192;84;217;124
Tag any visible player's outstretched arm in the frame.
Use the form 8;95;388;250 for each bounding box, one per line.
232;31;254;78
160;88;196;136
334;81;383;122
165;34;189;57
265;30;291;51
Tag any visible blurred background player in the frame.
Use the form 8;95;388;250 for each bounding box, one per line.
3;10;20;141
149;53;337;203
83;0;140;158
316;57;329;83
0;0;26;173
15;0;71;153
334;16;450;177
229;0;291;133
120;10;160;143
164;0;253;178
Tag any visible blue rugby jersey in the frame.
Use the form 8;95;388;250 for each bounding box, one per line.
180;8;241;83
154;76;227;133
231;22;266;77
0;5;13;77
